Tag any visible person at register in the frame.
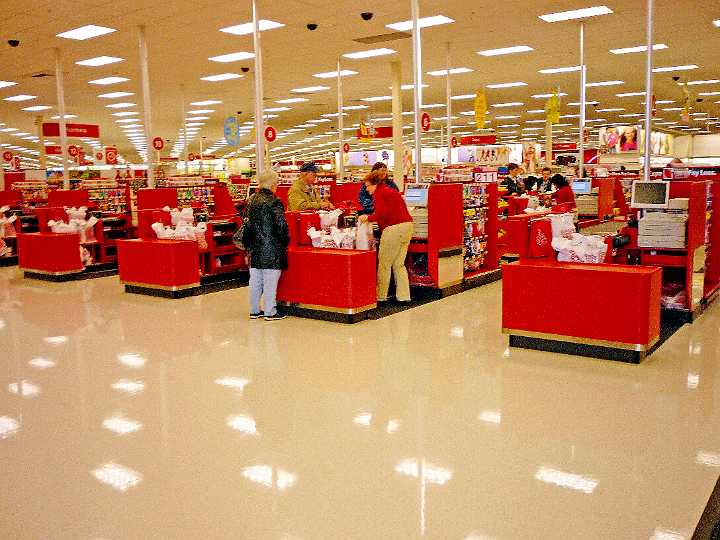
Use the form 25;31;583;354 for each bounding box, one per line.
288;162;334;211
535;167;553;192
550;174;576;207
358;171;414;304
501;163;524;195
358;162;399;215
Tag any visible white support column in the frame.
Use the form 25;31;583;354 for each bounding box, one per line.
337;56;345;182
445;42;452;166
642;0;654;181
36;116;46;169
579;21;586;178
391;61;403;189
411;0;423;182
138;25;155;188
181;84;188;174
54;48;69;189
252;0;265;174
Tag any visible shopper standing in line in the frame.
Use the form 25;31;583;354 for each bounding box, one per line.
550;174;577;208
242;171;290;321
358;162;400;215
501;163;525;195
358;171;414;304
287;162;334;211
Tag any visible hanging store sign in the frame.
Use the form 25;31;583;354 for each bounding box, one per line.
459;135;498;146
42;122;100;138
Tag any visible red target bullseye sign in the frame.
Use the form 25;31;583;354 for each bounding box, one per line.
264;126;277;143
105;147;118;165
451;136;458;148
2;151;12;162
343;142;350;153
421;112;431;132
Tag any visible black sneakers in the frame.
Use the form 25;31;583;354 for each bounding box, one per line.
264;313;286;321
249;312;264;319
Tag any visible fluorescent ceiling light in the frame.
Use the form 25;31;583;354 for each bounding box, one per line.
276;97;308;103
313;70;358;79
361;96;392;102
714;20;720;27
51;114;78;119
496;115;520;120
76;55;124;67
57;24;116;40
265;107;291;112
662;107;682;111
451;94;475;100
539;6;613;23
535;466;598;493
220;19;284;36
5;94;37;102
209;51;255;63
539;66;580;74
398;84;429;90
586;80;624;87
478;45;533;56
22;105;51;111
492;102;523;108
89;76;129;85
112;111;139;117
685;79;720;86
526;119;547;124
527;109;545;113
343;48;396;60
532;92;568;99
700;92;720;96
487;81;527;89
427;67;473;76
185;116;209;121
596;108;624;112
568;101;599;106
291;86;330;93
617;91;646;97
620;113;643;117
610;43;668;54
0;81;18;89
190;99;222;106
343;105;369;110
308;119;331;124
653;65;698;73
386;15;454;31
116;118;139;123
188;109;214;114
98;91;134;99
655;100;675;104
201;73;242;82
106;102;135;109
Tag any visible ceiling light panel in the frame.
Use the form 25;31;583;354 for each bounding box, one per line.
487;82;527;89
343;48;396;59
492;102;524;108
532;92;568;99
386;15;455;31
291;86;330;93
610;43;668;54
106;102;136;109
4;94;36;102
653;65;698;73
0;81;17;89
209;52;255;63
89;76;129;85
539;66;581;74
586;80;624;87
22;105;51;111
478;45;533;56
539;6;613;23
201;73;243;82
276;97;308;104
427;68;473;76
313;70;358;79
76;56;124;67
220;19;284;35
98;91;134;99
56;25;116;40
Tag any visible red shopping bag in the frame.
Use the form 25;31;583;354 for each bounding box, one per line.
529;218;554;259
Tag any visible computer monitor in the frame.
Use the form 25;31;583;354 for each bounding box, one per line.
572;180;592;195
631;181;670;209
404;184;429;207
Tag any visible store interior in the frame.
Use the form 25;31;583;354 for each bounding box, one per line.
3;1;720;539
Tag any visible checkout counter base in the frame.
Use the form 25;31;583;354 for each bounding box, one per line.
123;271;249;299
0;255;18;267
463;268;502;290
24;262;118;282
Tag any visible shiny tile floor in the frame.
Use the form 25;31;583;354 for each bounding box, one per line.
1;267;719;540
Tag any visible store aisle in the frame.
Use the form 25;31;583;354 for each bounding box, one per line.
0;267;718;540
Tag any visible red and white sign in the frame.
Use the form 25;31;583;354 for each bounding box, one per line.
96;151;104;161
105;147;118;165
460;135;498;146
451;136;458;148
421;112;431;132
264;126;277;143
188;152;196;162
45;145;62;155
12;156;20;170
354;126;393;140
343;142;350;153
68;145;79;158
42;122;100;139
2;151;13;162
152;137;164;151
553;142;578;152
583;128;590;144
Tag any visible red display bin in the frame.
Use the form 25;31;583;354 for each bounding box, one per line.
17;232;84;275
277;248;377;316
136;188;178;211
48;189;90;208
502;260;662;362
117;238;200;291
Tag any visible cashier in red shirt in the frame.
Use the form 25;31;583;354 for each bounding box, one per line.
550;174;576;208
358;171;414;304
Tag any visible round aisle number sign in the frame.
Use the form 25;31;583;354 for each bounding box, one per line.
68;145;79;157
2;151;12;162
421;112;431;132
451;136;458;148
264;126;277;143
152;137;164;151
188;153;196;162
105;147;118;165
343;142;350;153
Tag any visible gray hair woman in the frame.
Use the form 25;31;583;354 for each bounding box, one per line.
242;171;290;321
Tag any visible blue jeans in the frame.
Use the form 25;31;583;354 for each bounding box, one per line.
249;268;282;316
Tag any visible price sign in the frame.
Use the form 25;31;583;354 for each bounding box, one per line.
264;126;277;143
421;112;431;132
152;137;164;151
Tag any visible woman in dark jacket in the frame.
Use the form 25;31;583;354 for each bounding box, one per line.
242;171;290;321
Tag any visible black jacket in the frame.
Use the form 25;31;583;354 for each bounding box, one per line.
241;188;290;270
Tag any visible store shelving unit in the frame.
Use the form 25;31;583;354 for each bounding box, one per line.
200;219;247;276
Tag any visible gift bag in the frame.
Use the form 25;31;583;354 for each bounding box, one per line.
355;222;372;250
549;213;575;239
193;223;208;250
529;219;554;259
319;209;342;231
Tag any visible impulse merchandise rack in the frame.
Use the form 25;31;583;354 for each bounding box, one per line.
0;205;19;266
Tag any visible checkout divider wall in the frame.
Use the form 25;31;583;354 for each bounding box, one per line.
2;163;719;363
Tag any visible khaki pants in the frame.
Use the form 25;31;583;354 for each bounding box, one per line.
377;221;414;302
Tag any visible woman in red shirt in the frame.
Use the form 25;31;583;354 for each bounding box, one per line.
358;171;414;303
551;174;576;208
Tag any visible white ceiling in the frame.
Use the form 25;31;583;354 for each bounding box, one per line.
1;0;720;166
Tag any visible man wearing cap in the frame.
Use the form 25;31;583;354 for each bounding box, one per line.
288;162;334;211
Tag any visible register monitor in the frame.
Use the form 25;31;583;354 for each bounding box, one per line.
404;184;430;207
572;180;592;195
631;181;670;209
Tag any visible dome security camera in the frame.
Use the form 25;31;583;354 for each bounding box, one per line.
697;98;704;103
7;39;19;47
241;67;250;73
672;76;680;82
306;23;318;31
361;12;374;21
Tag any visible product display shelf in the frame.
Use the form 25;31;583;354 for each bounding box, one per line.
11;181;49;207
81;179;129;214
705;180;720;302
0;208;19;266
462;181;501;281
200;219;247;276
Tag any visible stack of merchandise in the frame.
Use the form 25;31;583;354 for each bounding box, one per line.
549;213;608;263
307;223;375;251
46;207;100;266
638;211;687;248
151;207;208;248
0;206;17;257
575;195;599;216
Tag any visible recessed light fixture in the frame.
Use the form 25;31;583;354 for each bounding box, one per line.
616;91;646;97
539;6;613;23
586;80;624;87
115;119;139;123
492;102;524;108
75;55;124;67
201;73;243;82
4;94;36;102
487;81;527;89
620;113;643;117
610;43;668;54
684;80;720;86
265;107;290;112
313;70;358;79
539;66;581;74
220;19;285;35
450;94;475;101
386;15;455;31
653;65;698;73
343;48;396;60
22;105;52;111
51;114;78;119
112;111;139;117
427;67;473;76
496;115;521;120
98;91;134;99
699;91;720;96
89;76;129;85
662;107;683;112
291;86;330;93
187;109;215;114
596;108;624;112
276;97;309;104
56;24;117;40
0;81;18;89
190;99;222;106
361;96;393;102
568;101;599;106
478;45;533;57
209;51;255;63
532;92;568;99
343;105;369;110
106;102;136;109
